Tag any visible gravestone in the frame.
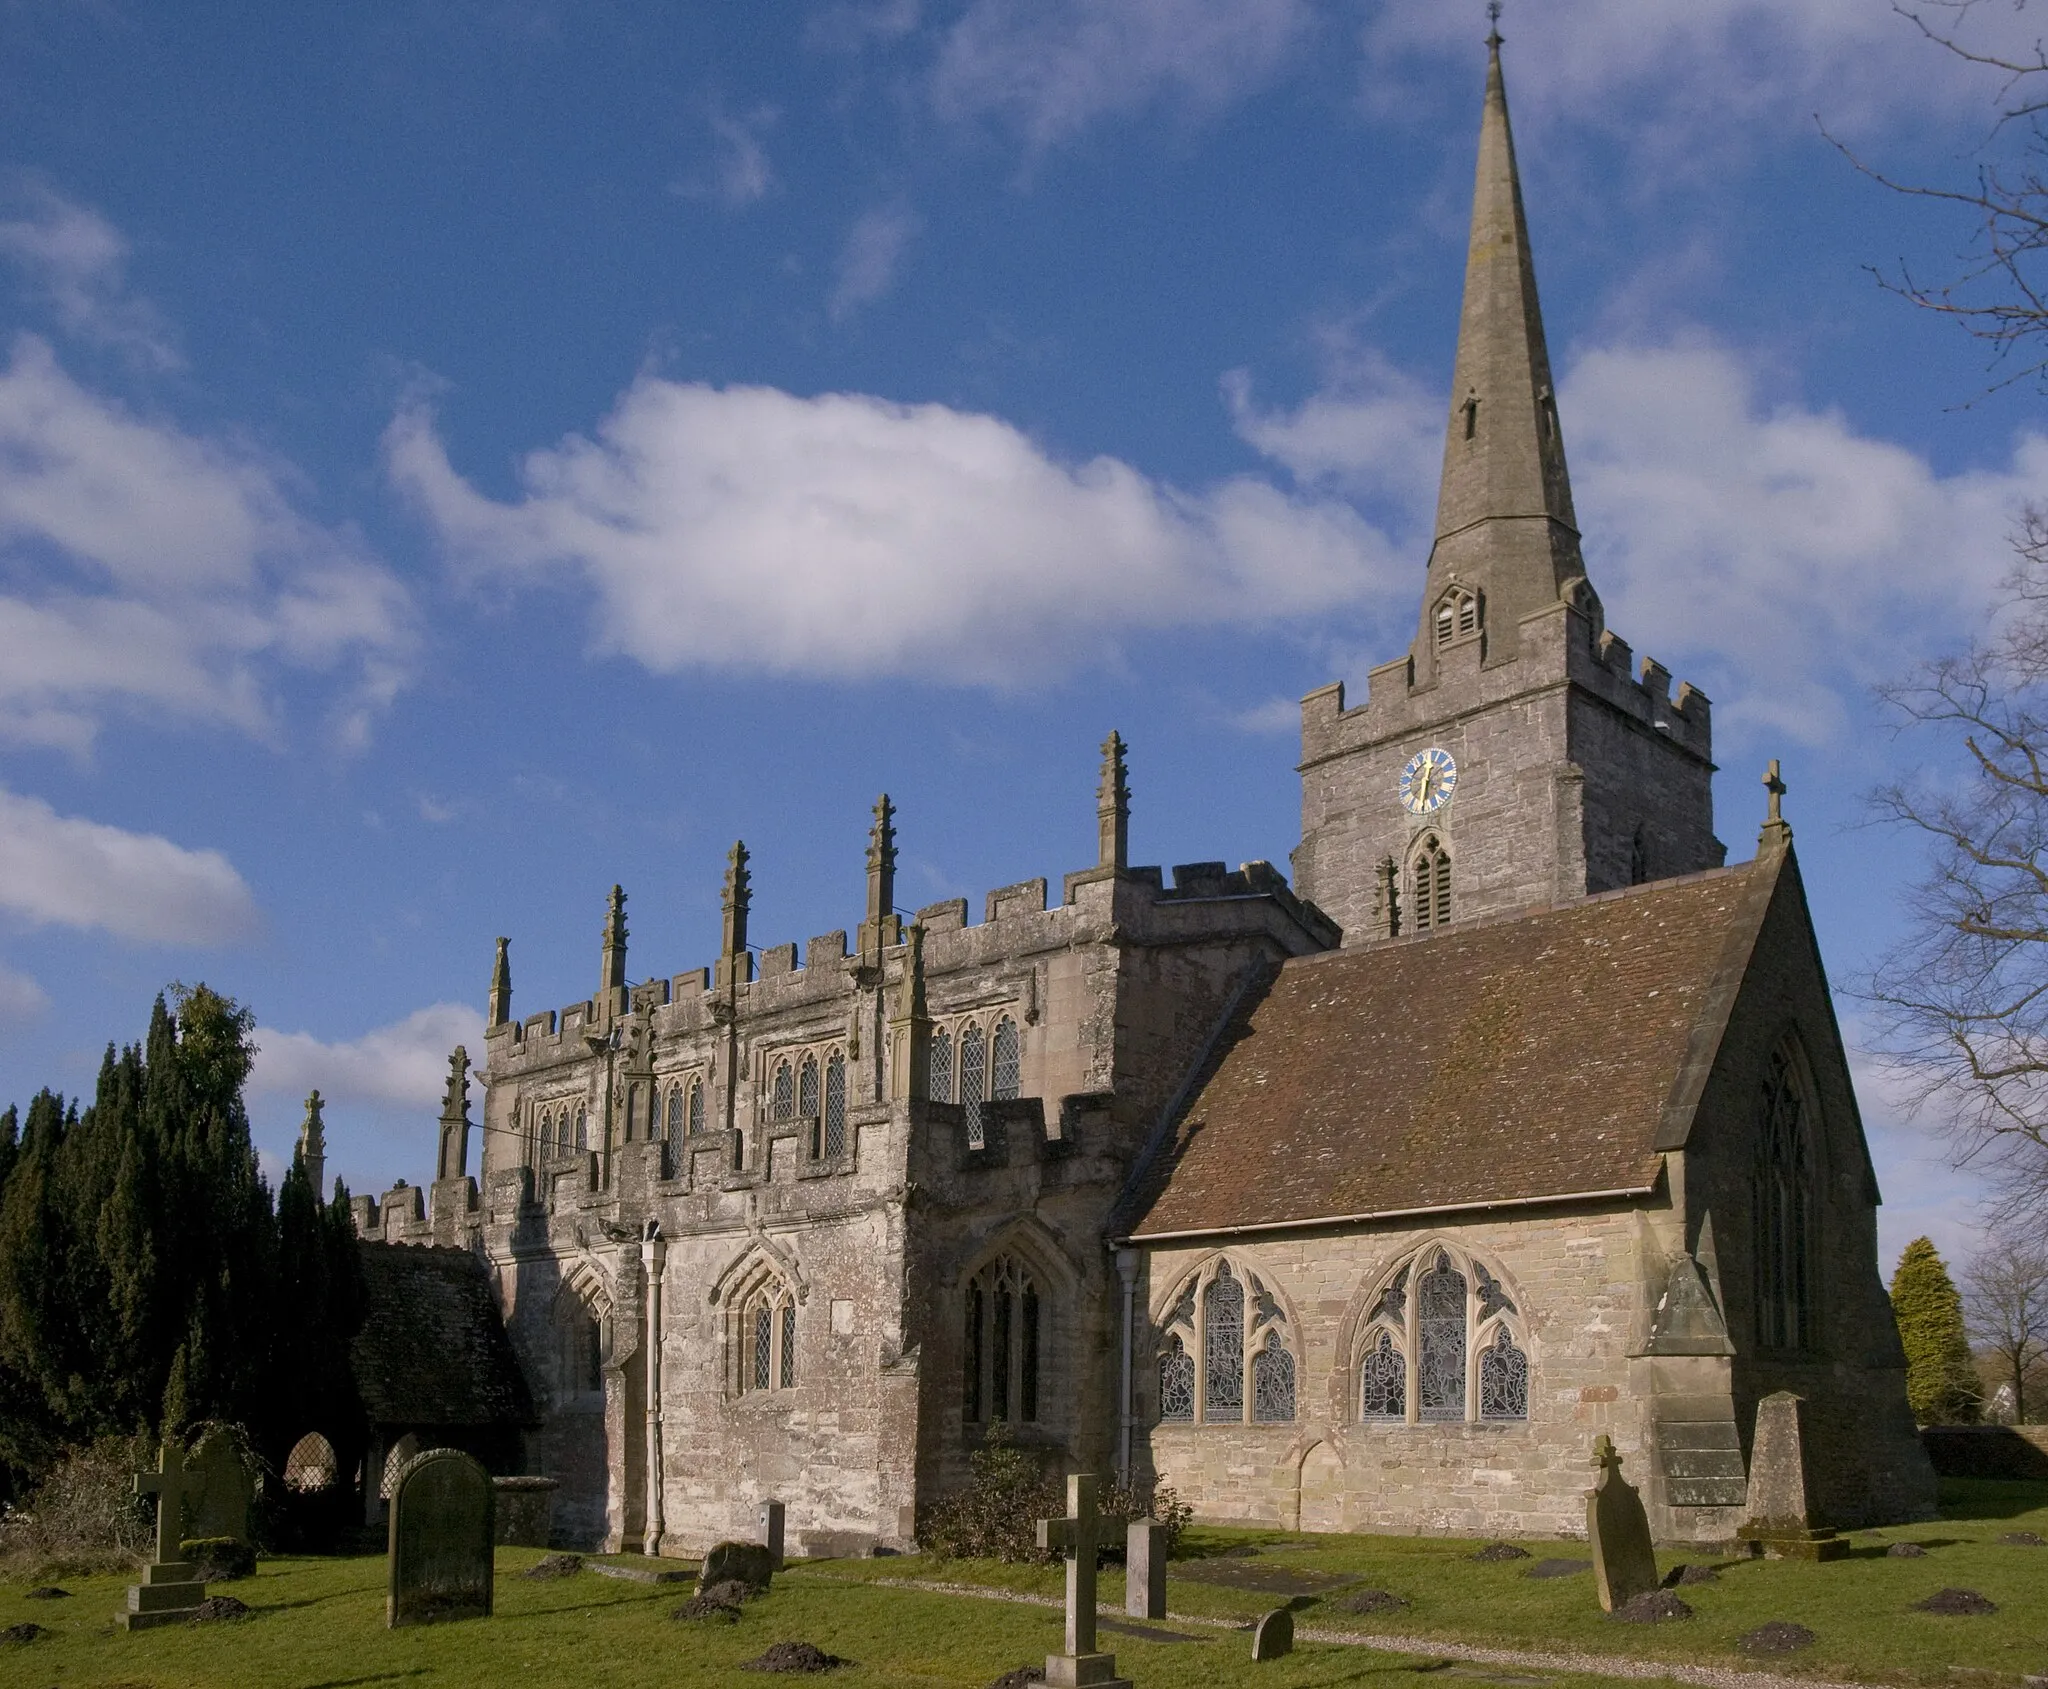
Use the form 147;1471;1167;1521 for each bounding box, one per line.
1252;1606;1294;1661
1737;1392;1847;1561
185;1428;259;1545
1126;1518;1168;1619
759;1499;786;1571
492;1476;558;1547
119;1441;210;1630
1035;1474;1133;1689
387;1448;494;1626
697;1539;774;1595
1585;1435;1659;1614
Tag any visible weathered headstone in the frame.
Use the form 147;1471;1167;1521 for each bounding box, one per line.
1035;1474;1133;1689
387;1448;494;1627
1737;1392;1847;1561
185;1428;259;1545
492;1476;559;1547
1252;1606;1294;1661
759;1499;786;1571
697;1539;774;1596
1126;1517;1168;1620
119;1441;210;1630
1586;1435;1659;1614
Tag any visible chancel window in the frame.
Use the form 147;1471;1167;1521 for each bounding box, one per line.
737;1280;797;1396
1155;1257;1297;1427
1412;836;1452;930
963;1253;1041;1426
1355;1245;1530;1426
1754;1044;1813;1352
823;1054;847;1158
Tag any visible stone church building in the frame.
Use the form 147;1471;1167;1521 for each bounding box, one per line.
353;38;1935;1555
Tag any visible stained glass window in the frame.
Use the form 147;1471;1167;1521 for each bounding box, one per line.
1475;1263;1516;1320
752;1304;772;1392
1252;1330;1296;1422
930;1030;953;1103
1755;1047;1810;1351
780;1302;797;1389
992;1016;1020;1101
1417;1251;1467;1420
824;1054;847;1158
688;1078;704;1135
1205;1263;1244;1418
1374;1265;1410;1327
1478;1325;1528;1420
960;1024;987;1148
772;1061;794;1122
1021;1281;1040;1422
1360;1330;1405;1420
1160;1334;1195;1422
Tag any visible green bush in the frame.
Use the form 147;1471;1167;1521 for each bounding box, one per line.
181;1535;256;1580
0;1433;150;1577
1096;1475;1194;1559
916;1425;1195;1563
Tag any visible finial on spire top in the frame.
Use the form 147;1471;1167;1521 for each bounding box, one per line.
1763;759;1785;824
720;840;753;969
600;886;629;994
1486;0;1503;47
863;796;900;955
299;1089;327;1200
1097;731;1131;872
436;1047;471;1182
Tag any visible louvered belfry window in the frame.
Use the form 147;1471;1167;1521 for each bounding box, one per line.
1413;836;1452;930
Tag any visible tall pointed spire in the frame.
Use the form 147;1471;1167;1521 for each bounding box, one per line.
1420;27;1585;664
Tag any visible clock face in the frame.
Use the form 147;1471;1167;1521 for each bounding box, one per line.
1399;747;1458;816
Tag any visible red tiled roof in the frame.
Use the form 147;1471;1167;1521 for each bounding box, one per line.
1123;858;1779;1240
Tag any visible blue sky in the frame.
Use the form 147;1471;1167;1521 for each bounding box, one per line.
0;0;2038;1276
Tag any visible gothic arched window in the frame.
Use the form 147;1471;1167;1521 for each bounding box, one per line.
992;1016;1020;1101
930;1029;954;1103
1359;1329;1405;1420
1754;1045;1813;1352
1479;1324;1530;1420
960;1023;988;1148
1413;837;1452;931
574;1106;587;1151
1252;1329;1296;1423
1629;826;1649;887
801;1055;823;1157
1156;1257;1297;1428
824;1053;847;1158
1417;1252;1468;1419
1204;1263;1245;1417
963;1254;1041;1426
666;1086;684;1140
688;1077;705;1136
1435;588;1481;647
1159;1334;1195;1422
1355;1245;1529;1426
538;1109;553;1156
771;1060;794;1123
737;1279;797;1395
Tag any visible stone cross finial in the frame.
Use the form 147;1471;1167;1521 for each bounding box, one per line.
600;885;629;995
1591;1432;1623;1476
1764;759;1785;823
488;935;512;1027
1759;759;1793;854
135;1440;207;1565
1487;0;1503;44
437;1046;471;1182
1097;731;1130;871
1037;1473;1117;1675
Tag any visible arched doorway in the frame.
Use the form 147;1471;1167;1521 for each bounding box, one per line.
1297;1441;1345;1533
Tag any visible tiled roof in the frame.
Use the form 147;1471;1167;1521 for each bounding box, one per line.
1122;857;1779;1240
352;1241;536;1428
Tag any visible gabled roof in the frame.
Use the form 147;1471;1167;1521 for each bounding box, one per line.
1121;852;1784;1242
352;1240;536;1428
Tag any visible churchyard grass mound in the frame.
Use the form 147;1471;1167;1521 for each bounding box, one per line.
742;1640;847;1672
1473;1543;1532;1562
1;1619;48;1643
982;1669;1043;1689
1888;1542;1930;1557
1913;1587;1999;1615
522;1553;583;1579
1662;1565;1719;1587
189;1595;251;1623
1607;1591;1691;1624
1738;1621;1816;1654
24;1584;69;1598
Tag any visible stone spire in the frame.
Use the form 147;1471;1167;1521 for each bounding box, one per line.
298;1089;327;1202
860;795;901;958
600;886;628;997
1419;27;1585;664
717;841;752;991
436;1046;470;1182
487;935;512;1028
1097;731;1130;872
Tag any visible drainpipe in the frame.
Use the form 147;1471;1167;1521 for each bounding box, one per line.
642;1228;666;1555
1116;1247;1138;1483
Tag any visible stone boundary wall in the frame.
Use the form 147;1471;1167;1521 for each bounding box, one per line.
1919;1424;2048;1479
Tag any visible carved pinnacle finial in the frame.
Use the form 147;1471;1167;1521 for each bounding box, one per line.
436;1047;471;1182
600;886;628;994
488;935;512;1027
299;1089;327;1201
721;840;752;958
1759;759;1792;855
1097;730;1130;872
1487;0;1503;46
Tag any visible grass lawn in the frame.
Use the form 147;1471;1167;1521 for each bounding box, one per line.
0;1479;2040;1689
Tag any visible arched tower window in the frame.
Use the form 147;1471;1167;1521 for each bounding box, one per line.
538;1109;553;1157
992;1016;1021;1102
687;1077;705;1136
800;1055;822;1157
1629;826;1649;887
771;1059;794;1123
1434;588;1481;648
735;1275;798;1395
1754;1044;1813;1352
960;1022;987;1148
963;1253;1042;1426
574;1106;587;1151
666;1087;684;1140
1412;836;1452;931
823;1053;847;1157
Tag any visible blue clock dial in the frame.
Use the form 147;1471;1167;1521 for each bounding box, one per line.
1399;747;1458;816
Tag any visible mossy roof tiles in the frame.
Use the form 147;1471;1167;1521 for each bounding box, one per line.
352;1240;536;1428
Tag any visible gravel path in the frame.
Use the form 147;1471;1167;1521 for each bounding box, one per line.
848;1574;1870;1689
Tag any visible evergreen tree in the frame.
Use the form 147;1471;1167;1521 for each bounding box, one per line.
1892;1236;1981;1424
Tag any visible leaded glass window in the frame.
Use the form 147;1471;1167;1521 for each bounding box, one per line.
1204;1264;1245;1417
780;1302;797;1389
1373;1265;1410;1327
575;1106;587;1150
752;1304;772;1392
1360;1330;1405;1419
772;1060;794;1122
930;1030;953;1102
1417;1252;1468;1420
963;1282;984;1422
1160;1334;1195;1422
667;1087;683;1139
1252;1330;1296;1422
963;1255;1041;1426
799;1057;819;1119
960;1023;987;1148
1478;1325;1528;1420
688;1079;704;1135
539;1110;552;1155
992;1016;1020;1101
824;1054;847;1158
1754;1046;1811;1352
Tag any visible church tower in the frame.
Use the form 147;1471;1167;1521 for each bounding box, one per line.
1293;31;1722;941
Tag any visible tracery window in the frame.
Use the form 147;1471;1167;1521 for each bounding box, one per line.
538;1109;553;1157
737;1279;797;1396
1413;836;1452;931
1155;1256;1297;1427
687;1078;705;1136
823;1054;847;1158
574;1106;587;1151
1754;1044;1813;1352
771;1060;794;1123
963;1253;1041;1425
1355;1244;1530;1426
799;1056;819;1122
930;1030;954;1104
992;1016;1020;1102
960;1023;988;1149
666;1087;684;1140
1629;826;1649;887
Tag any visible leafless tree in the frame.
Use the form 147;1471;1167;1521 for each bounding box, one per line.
1964;1229;2048;1421
1843;3;2048;392
1865;508;2048;1212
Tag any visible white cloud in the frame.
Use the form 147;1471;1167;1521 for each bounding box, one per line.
0;785;257;945
386;375;1402;686
0;184;179;370
830;205;921;319
251;1002;485;1113
676;100;778;207
0;958;49;1025
931;0;1309;150
0;334;413;751
1223;353;1440;515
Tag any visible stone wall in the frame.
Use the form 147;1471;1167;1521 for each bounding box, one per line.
1920;1425;2048;1479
